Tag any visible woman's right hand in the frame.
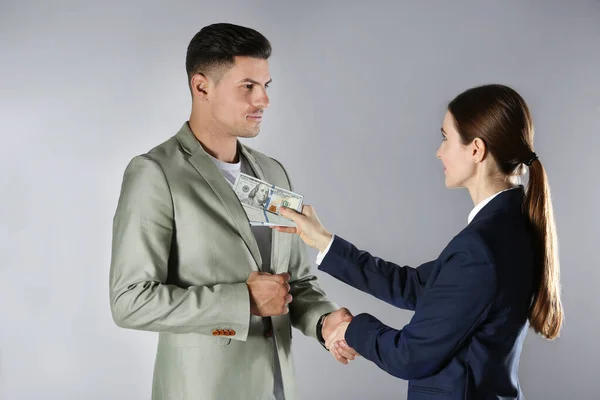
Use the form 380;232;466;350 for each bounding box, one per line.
275;205;333;252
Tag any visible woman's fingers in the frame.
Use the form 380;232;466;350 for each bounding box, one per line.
272;226;297;234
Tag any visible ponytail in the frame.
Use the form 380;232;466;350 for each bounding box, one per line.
447;83;563;339
524;160;563;339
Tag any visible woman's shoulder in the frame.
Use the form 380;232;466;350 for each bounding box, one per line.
440;229;495;266
442;211;531;267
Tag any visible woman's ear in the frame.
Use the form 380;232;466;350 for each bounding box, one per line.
471;138;487;163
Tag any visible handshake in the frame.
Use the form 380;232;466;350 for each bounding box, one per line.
246;272;359;364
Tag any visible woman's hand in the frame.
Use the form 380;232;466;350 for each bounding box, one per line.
274;206;333;252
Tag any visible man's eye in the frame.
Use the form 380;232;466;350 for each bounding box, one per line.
245;84;254;90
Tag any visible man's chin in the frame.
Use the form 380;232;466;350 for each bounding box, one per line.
235;129;260;139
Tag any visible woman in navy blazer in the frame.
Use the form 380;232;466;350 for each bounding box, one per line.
277;84;563;399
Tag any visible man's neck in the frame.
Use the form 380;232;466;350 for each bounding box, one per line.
188;114;239;163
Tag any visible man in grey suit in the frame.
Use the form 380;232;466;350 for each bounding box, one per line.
109;23;357;400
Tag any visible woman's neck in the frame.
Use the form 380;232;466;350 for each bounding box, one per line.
467;178;517;206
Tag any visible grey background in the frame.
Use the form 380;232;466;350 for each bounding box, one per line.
1;1;599;399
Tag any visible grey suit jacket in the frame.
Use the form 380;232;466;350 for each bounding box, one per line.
109;122;338;400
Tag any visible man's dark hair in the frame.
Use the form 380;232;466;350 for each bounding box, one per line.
185;23;271;89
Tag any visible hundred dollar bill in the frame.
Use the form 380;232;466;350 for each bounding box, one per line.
233;173;303;226
242;204;297;227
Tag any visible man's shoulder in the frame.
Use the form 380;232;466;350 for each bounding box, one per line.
147;135;181;160
128;135;182;167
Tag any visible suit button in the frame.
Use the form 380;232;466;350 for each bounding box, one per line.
218;330;225;336
230;329;236;336
223;330;231;336
264;329;273;338
212;330;219;336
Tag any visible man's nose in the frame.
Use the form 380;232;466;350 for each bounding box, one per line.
254;88;270;109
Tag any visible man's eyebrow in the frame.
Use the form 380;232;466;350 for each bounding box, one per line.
239;78;272;86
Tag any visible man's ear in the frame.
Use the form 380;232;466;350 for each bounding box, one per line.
191;73;209;98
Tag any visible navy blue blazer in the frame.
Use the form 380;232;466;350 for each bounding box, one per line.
319;187;535;399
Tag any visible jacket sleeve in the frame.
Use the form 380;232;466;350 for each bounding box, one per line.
109;156;251;341
342;235;497;380
287;233;339;341
318;236;436;311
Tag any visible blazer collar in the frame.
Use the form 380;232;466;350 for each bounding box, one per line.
469;185;525;225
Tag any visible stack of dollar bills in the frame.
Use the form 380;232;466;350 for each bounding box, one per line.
232;173;303;227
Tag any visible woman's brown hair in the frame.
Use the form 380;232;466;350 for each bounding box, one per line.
448;84;563;339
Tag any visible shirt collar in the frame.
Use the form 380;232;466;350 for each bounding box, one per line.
207;152;241;171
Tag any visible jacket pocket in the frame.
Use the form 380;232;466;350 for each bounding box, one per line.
409;385;453;397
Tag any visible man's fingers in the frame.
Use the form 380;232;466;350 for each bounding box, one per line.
332;345;349;365
268;273;290;284
325;337;333;350
285;294;293;304
247;271;272;282
338;349;355;361
336;342;357;360
342;341;359;356
325;336;337;350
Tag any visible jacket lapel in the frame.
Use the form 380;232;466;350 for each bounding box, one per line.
240;145;285;273
239;145;267;180
175;123;263;269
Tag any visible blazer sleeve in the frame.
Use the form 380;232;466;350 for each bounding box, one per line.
318;236;436;311
109;156;251;341
342;234;497;380
287;234;339;340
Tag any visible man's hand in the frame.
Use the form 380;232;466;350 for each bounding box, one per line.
322;308;360;364
325;321;359;364
322;307;352;339
246;272;293;317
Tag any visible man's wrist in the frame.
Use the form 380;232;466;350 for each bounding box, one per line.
316;312;331;347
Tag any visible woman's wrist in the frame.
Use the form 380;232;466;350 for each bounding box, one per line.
316;232;333;253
